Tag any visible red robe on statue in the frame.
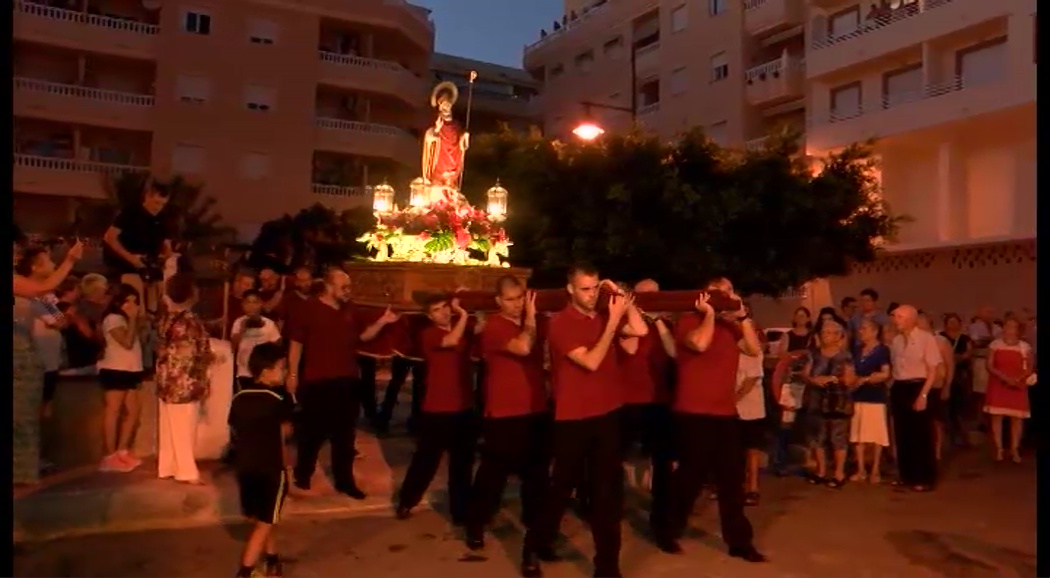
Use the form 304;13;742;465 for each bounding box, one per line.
431;120;464;187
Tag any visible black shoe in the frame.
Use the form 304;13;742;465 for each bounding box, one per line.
465;527;485;551
395;505;413;520
263;554;283;577
536;546;561;562
520;549;543;578
654;535;683;554
335;484;367;500
728;546;768;563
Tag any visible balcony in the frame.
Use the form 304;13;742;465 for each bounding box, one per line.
745;55;806;106
317;51;427;108
522;0;660;67
13;153;149;199
314;118;418;167
807;0;1014;78
744;0;805;36
14;77;154;131
13;0;159;59
807;72;1034;150
634;42;662;75
311;183;371;212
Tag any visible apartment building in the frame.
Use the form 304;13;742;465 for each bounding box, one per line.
522;0;808;147
13;0;434;239
431;52;540;135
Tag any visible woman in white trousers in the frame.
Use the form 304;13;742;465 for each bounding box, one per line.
155;272;214;484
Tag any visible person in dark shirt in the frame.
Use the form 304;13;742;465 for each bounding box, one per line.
102;181;176;314
228;341;294;578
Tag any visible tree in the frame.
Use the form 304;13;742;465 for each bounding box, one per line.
460;126;905;296
247;203;375;273
71;172;236;250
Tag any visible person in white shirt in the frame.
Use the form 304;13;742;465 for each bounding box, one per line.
230;290;282;393
97;284;147;473
967;305;1001;346
889;305;943;492
735;340;766;505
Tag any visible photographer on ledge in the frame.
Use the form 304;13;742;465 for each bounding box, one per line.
103;180;176;315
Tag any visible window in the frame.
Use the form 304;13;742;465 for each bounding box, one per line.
638;78;660;107
172;144;205;173
550;63;564;78
244;84;276;111
240;152;270;180
830;82;862;121
670;66;688;95
603;36;624;58
175;75;210;104
828;7;859;40
248;19;277;45
956;38;1007;87
708;0;725;16
183;10;211;35
707;121;728;145
574;50;594;73
882;64;922;108
671;5;688;32
710;52;729;81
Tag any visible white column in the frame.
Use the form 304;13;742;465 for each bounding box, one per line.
934;142;961;242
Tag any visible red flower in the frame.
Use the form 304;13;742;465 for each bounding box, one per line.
418;231;429;240
455;227;471;249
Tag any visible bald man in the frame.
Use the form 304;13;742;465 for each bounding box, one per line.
888;304;943;492
285;268;400;498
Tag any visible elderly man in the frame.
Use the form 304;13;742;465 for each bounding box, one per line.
889;305;943;492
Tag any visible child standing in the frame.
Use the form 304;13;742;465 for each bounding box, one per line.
97;284;147;473
231;290;282;393
228;341;293;578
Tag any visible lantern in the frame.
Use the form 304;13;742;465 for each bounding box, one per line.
486;179;508;221
409;177;427;208
372;181;395;214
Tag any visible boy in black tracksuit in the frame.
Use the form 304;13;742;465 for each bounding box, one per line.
229;341;294;577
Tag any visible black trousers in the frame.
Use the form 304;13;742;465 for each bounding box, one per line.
890;379;937;486
358;355;426;425
656;413;754;550
620;403;674;522
467;412;551;532
397;410;477;521
293;377;361;489
524;412;623;574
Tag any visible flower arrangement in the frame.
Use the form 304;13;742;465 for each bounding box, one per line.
357;198;511;266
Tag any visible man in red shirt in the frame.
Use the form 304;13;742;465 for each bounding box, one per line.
521;265;648;578
651;277;767;563
619;278;676;529
273;266;314;332
395;295;477;524
285;267;399;499
464;276;549;551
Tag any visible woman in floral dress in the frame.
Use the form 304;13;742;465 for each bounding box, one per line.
155;272;214;484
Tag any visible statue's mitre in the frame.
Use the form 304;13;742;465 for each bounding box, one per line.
430;81;459;108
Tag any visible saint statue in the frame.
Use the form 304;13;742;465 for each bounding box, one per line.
422;81;470;193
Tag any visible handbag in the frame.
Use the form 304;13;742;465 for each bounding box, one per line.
822;383;854;417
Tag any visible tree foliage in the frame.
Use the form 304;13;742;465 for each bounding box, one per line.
460;126;905;295
247;204;375;273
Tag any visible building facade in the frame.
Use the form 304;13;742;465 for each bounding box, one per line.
526;0;1036;321
13;0;434;239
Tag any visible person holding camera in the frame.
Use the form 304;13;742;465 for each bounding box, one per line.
103;182;176;315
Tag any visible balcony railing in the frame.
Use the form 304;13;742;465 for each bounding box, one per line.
524;0;611;53
14;153;149;175
826;76;964;123
318;51;409;73
315;117;411;137
744;0;768;10
15;77;154;106
638;102;660;116
14;0;160;35
744;56;805;82
311;183;368;197
811;0;953;50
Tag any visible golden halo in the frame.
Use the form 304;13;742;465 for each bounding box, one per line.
430;81;459;108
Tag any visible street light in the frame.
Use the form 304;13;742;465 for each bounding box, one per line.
571;40;639;139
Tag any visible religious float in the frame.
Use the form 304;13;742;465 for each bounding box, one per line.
346;75;741;361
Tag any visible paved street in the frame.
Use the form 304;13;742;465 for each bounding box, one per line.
14;450;1036;578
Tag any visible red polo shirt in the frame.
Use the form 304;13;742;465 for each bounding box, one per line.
355;307;398;358
285;298;364;383
673;312;742;416
480;314;548;419
273;290;309;328
420;323;473;413
547;305;624;421
622;322;671;405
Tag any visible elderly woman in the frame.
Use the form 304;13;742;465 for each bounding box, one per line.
801;320;857;488
13;235;83;485
156;271;214;484
849;318;892;483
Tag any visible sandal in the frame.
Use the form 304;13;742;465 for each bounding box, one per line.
1010;450;1022;464
808;474;826;485
849;472;867;483
911;484;932;492
825;477;845;489
869;473;882;484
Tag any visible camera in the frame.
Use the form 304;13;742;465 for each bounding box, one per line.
138;255;165;282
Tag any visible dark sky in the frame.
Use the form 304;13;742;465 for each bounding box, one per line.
413;0;563;68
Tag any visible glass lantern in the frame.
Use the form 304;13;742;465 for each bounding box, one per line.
372;181;395;214
409;177;427;208
486;180;508;221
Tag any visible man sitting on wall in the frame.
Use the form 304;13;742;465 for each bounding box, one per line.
103;180;177;315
